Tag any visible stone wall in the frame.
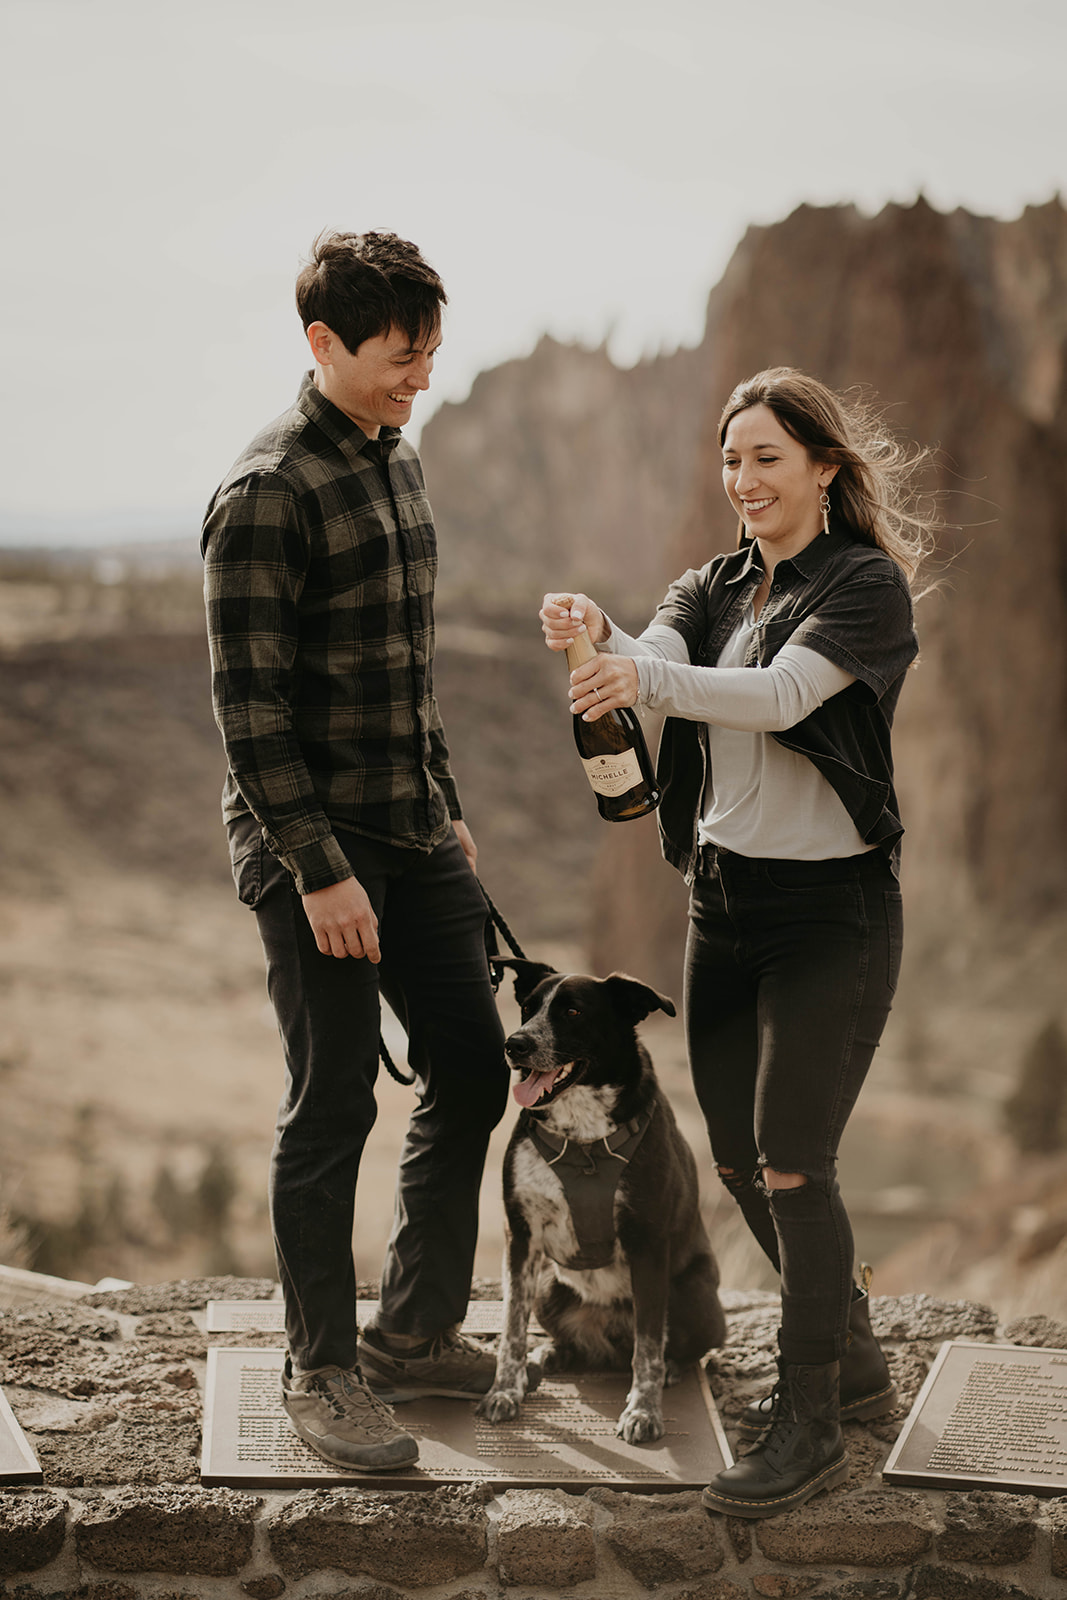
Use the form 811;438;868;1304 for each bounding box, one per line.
1;1275;1066;1599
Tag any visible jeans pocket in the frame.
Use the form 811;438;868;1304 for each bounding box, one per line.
763;858;854;893
229;824;264;908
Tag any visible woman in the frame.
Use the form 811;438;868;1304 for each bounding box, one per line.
540;367;936;1519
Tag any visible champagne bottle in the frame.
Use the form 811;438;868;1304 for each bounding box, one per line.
563;614;660;822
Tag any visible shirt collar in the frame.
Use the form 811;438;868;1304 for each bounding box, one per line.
295;372;403;459
726;526;853;587
788;525;853;578
725;540;765;586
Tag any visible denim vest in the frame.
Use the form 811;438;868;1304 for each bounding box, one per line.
653;527;919;882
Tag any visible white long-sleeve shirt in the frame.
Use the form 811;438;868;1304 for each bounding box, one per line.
604;612;873;860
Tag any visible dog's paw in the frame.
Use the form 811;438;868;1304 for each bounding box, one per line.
616;1402;665;1444
530;1339;560;1373
531;1339;576;1374
475;1388;523;1423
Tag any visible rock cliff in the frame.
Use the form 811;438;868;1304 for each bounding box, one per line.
422;332;712;619
423;197;1067;1004
2;197;1066;1322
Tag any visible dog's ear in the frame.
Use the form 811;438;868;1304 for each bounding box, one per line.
491;957;558;1005
602;973;677;1023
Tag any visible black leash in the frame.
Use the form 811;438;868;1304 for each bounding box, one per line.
482;878;527;978
378;1035;416;1087
379;878;527;1087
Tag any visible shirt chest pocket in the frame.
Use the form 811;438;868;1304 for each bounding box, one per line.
305;525;404;613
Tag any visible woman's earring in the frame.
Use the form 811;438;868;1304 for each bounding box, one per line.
819;488;831;536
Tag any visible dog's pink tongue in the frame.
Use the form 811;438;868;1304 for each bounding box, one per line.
513;1068;558;1108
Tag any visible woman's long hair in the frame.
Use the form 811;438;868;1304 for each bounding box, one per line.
718;367;939;587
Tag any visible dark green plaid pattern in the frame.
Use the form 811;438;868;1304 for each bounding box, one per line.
202;374;461;895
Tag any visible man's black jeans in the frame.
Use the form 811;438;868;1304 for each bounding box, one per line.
684;844;902;1366
231;815;508;1372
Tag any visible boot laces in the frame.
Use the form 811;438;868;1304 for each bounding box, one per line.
761;1397;798;1462
758;1381;792;1450
323;1369;404;1439
437;1326;483;1359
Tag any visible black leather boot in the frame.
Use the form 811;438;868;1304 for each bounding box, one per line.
702;1360;848;1518
737;1270;896;1443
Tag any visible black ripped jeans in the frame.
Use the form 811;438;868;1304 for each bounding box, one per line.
231;815;508;1372
684;844;902;1366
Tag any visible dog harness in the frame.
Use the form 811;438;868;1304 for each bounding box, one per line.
521;1106;655;1270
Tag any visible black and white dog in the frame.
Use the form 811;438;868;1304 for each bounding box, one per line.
477;959;725;1444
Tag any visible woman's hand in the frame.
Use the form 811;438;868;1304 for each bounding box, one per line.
569;653;640;721
539;592;607;651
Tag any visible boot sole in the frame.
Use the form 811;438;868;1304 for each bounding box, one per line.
702;1452;850;1518
839;1379;898;1423
736;1381;898;1442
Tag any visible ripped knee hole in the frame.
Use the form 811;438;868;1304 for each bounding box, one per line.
716;1165;756;1196
761;1167;808;1190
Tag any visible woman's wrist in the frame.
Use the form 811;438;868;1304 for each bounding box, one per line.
589;608;610;646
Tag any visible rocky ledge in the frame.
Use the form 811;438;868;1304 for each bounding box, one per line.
1;1274;1066;1599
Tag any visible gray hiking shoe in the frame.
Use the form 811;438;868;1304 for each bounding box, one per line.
358;1325;503;1402
281;1357;419;1471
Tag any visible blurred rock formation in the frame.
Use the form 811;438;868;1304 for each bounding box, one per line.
3;197;1066;1314
422;333;711;620
423;196;1067;1010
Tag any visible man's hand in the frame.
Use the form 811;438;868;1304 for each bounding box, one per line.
301;876;381;962
452;819;478;871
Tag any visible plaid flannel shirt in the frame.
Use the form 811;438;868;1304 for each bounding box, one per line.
201;374;461;895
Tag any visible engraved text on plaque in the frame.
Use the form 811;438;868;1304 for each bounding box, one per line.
200;1346;730;1490
884;1339;1067;1495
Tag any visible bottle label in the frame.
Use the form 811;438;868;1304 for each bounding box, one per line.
580;750;643;797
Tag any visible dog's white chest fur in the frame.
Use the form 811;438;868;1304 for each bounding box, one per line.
536;1083;617;1142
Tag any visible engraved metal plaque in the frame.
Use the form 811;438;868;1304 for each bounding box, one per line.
205;1298;542;1336
0;1386;43;1484
206;1300;285;1333
200;1346;731;1490
884;1339;1067;1496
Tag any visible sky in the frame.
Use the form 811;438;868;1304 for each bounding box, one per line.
2;0;1066;542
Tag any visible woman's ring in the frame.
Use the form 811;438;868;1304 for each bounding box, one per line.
594;688;603;700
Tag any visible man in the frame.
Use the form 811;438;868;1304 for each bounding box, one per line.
202;231;509;1472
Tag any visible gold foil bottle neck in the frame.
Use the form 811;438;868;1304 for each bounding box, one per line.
554;595;598;671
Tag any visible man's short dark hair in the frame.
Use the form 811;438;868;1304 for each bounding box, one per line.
295;230;447;354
